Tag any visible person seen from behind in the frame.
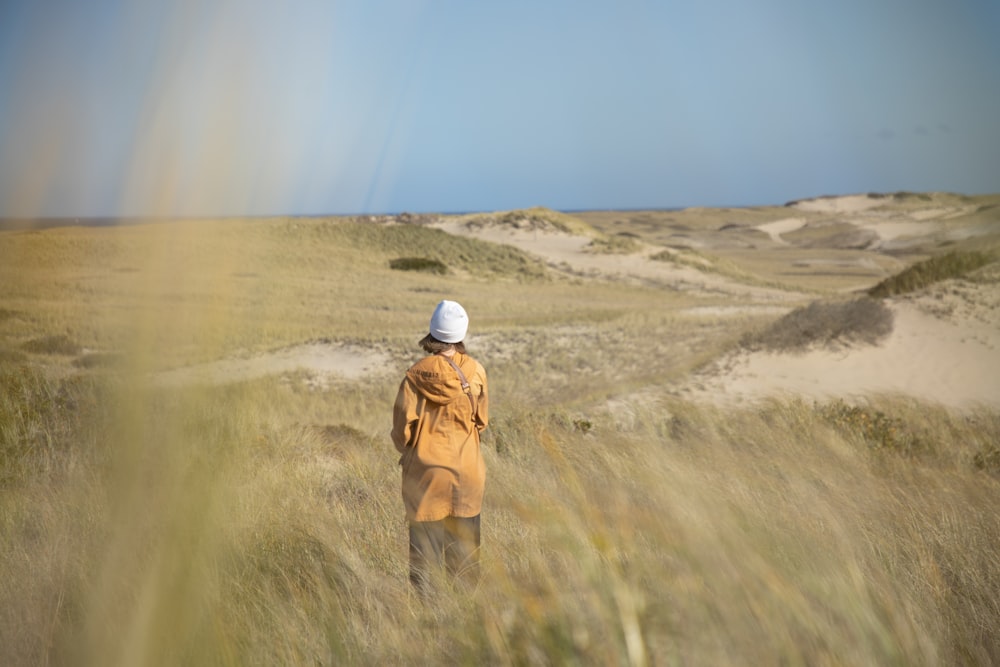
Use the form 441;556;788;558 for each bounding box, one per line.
391;300;489;593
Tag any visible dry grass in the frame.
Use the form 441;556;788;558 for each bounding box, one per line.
0;217;566;368
583;234;642;255
3;366;1000;665
21;334;83;356
2;213;1000;665
868;251;996;298
650;246;798;292
742;297;894;352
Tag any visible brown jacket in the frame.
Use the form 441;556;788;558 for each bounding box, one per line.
391;352;488;522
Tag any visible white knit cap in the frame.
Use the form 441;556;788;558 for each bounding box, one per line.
429;300;469;343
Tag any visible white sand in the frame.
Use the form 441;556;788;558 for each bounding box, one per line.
755;217;806;244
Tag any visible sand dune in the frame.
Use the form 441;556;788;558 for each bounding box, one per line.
681;300;999;409
153;193;999;408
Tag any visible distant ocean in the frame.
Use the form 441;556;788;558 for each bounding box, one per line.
0;207;689;232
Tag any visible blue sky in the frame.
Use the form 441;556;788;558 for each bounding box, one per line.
1;0;998;217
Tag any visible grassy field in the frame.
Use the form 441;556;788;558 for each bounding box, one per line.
2;209;1000;665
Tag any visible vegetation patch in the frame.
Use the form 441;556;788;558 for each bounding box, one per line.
973;442;1000;475
817;400;925;456
463;207;596;236
651;248;717;271
0;348;27;364
0;308;20;323
388;257;448;274
584;234;641;254
21;334;82;356
868;251;995;298
0;367;100;485
742;297;893;352
651;247;789;290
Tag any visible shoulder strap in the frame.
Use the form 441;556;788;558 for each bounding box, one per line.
442;356;476;412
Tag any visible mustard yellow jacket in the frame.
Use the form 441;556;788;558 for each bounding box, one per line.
391;352;488;522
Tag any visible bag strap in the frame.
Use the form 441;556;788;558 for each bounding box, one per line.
441;355;476;412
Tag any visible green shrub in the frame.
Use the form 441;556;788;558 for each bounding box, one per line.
388;257;448;274
868;251;994;298
585;235;640;254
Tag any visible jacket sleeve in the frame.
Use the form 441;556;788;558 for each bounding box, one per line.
391;377;418;454
474;364;489;433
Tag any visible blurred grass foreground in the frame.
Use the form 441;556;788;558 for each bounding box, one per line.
0;214;999;666
3;362;1000;665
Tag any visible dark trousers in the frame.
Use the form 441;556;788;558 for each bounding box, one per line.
409;515;481;592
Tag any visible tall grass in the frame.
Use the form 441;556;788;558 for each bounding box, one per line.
3;360;999;665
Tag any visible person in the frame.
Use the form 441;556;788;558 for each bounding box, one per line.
391;300;489;593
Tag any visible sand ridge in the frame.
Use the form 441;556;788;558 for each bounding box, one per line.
432;218;801;302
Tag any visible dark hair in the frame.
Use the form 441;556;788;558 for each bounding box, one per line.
419;334;466;354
